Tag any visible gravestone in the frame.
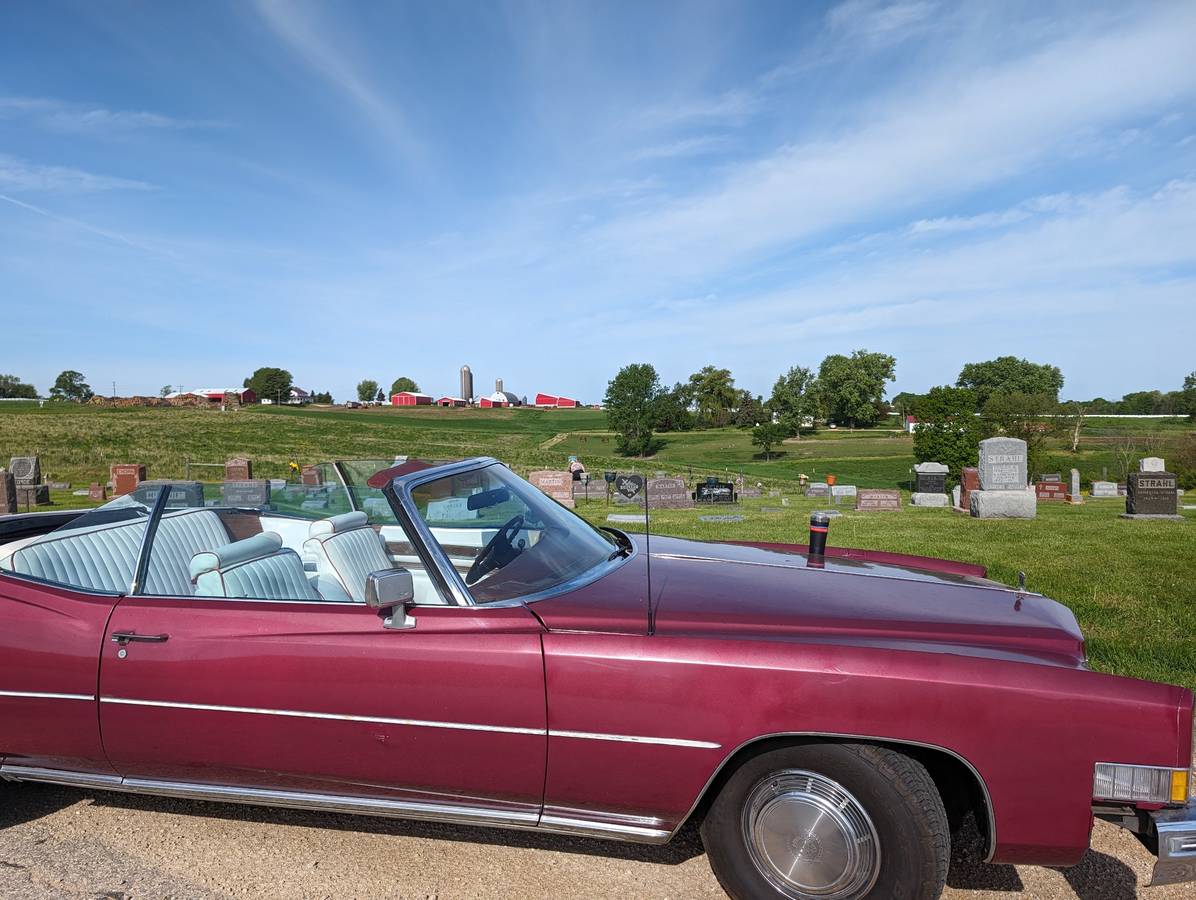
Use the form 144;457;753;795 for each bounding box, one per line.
1122;471;1182;520
88;483;108;503
739;485;763;499
1068;469;1083;504
1035;481;1067;502
1140;457;1165;473
615;473;644;501
856;489;902;512
1039;473;1062;483
607;513;647;524
224;456;253;481
528;470;576;508
911;461;949;507
111;463;147;496
805;482;831;498
572;476;607;502
221;479;271;508
15;484;50;506
830;484;857;500
951;485;962;509
970;437;1035;519
133;480;205;508
300;465;322;486
695;482;735;503
959;467;980;510
646;476;693;509
699;514;744;523
0;470;15;515
8;456;41;486
46;481;70;490
1090;481;1118;498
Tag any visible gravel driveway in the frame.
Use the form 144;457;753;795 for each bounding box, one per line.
0;783;1183;899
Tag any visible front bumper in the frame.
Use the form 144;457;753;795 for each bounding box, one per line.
1150;803;1196;886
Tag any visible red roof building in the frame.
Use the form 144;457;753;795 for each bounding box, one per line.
436;397;467;407
534;392;579;408
392;392;433;406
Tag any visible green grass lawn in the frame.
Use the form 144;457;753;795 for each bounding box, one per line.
2;403;1193;690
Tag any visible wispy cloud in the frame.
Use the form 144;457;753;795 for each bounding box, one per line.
825;0;938;47
0;193;161;253
0;96;222;133
251;0;423;167
632;134;735;161
0;154;154;193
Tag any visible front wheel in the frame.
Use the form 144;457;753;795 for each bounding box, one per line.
700;742;950;900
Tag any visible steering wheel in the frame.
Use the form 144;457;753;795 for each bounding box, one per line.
465;514;525;586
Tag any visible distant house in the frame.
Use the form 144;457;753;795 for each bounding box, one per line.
904;415;920;433
288;387;311;405
534;392;579;409
392;391;433;406
478;390;522;408
436;396;467;407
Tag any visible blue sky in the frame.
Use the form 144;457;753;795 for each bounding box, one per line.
1;0;1194;403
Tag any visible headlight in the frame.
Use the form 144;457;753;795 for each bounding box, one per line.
1094;763;1190;804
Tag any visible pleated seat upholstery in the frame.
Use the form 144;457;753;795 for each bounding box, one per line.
302;511;393;603
191;532;320;601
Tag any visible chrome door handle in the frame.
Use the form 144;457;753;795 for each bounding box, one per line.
110;631;169;645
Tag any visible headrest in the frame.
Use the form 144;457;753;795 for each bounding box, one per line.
308;511;369;538
190;532;283;580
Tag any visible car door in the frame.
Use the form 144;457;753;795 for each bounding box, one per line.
98;597;548;822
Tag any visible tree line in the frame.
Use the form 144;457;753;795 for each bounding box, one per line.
603;350;897;458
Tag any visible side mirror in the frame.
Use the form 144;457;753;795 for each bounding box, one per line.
365;568;415;629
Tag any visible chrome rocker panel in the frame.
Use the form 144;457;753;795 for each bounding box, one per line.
0;764;671;844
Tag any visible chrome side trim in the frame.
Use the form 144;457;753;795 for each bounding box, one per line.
100;697;719;749
668;731;999;863
551;729;721;750
0;765;670;844
100;697;544;736
0;690;95;702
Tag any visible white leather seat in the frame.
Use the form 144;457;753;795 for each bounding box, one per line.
191;532;320;601
302;511;392;604
5;509;230;595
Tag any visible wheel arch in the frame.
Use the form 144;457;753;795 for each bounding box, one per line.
675;731;995;862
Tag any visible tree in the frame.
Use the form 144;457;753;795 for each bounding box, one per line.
375;388;385;404
244;367;293;404
311;390;333;404
981;392;1062;475
751;423;788;460
956;356;1064;408
1184;372;1196;422
159;385;173;398
817;350;896;428
48;370;93;402
652;382;694;432
0;374;38;399
734;391;765;427
356;379;379;403
890;391;922;421
687;365;737;427
768;366;821;434
911;386;983;476
390;377;420;395
604;363;662;457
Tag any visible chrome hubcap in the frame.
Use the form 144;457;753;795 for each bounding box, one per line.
742;769;880;899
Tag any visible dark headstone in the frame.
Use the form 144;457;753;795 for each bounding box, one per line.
615;474;644;500
1039;473;1062;483
0;470;16;514
856;489;902;511
913;462;948;494
1126;471;1179;516
528;470;576;508
646;476;693;509
16;484;50;506
133;480;205;508
221;479;271;508
225;456;253;481
805;482;831;498
111;463;147;496
8;456;40;486
1035;482;1067;502
695;482;735;503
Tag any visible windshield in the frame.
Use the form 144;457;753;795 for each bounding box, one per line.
408;463;619;604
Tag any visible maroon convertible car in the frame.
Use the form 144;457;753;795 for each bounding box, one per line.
1;456;1193;899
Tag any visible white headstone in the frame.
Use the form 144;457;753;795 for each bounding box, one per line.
1139;457;1165;473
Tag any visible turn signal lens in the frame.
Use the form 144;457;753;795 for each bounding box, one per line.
1094;763;1189;804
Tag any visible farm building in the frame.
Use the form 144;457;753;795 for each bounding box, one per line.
165;388;257;405
534;392;579;408
392;391;433;406
478;390;522;408
436;396;468;407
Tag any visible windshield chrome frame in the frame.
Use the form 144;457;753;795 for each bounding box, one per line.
388;457;631;609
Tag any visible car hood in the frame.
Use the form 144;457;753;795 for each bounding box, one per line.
541;534;1085;666
646;536;1085;664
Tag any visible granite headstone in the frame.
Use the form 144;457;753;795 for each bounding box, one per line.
528;470;576;508
856;489;902;511
646;476;694;509
0;470;15;515
221;479;271;508
1124;471;1180;518
111;463;147;496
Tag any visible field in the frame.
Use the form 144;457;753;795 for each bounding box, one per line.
1;401;1193;690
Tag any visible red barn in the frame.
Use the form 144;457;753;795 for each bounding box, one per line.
392;392;432;406
436;397;467;407
535;392;579;408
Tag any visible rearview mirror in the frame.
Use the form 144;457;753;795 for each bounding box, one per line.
365;568;415;629
467;487;509;510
